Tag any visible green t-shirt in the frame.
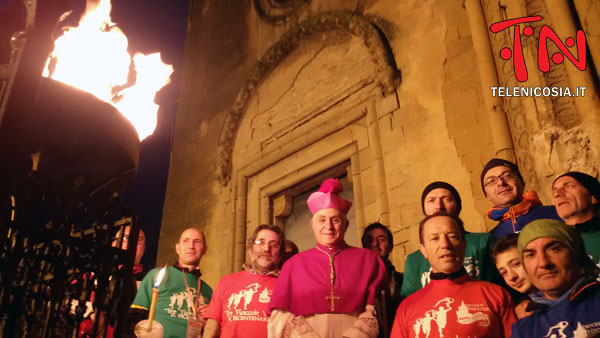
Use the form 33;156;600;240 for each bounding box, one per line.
581;228;600;279
400;232;500;297
132;266;213;338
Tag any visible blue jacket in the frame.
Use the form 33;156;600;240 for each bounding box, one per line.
490;205;561;239
511;280;600;338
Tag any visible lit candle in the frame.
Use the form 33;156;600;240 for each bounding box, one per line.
146;266;166;332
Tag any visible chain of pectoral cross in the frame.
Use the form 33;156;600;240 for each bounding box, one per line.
316;246;344;311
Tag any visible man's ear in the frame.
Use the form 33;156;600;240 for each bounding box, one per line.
175;243;180;256
202;244;208;255
485;193;492;203
342;218;350;231
419;244;428;259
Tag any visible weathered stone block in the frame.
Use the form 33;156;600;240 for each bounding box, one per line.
377;92;400;116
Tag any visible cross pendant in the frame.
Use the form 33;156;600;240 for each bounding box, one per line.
325;289;340;311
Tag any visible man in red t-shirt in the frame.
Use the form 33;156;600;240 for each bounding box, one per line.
391;213;517;338
202;224;284;338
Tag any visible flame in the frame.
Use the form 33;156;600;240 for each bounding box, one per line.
43;0;173;140
155;266;166;288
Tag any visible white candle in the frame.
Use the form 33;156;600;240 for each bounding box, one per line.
146;266;166;332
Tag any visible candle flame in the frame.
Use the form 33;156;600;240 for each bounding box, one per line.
155;266;166;288
43;0;173;140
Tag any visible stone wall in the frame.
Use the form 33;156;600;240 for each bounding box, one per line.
159;0;600;287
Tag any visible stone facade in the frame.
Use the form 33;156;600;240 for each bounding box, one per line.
159;0;600;287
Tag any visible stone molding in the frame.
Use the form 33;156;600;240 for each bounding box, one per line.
523;0;581;129
216;10;401;186
485;0;598;188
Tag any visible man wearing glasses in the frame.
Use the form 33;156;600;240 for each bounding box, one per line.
202;224;285;338
481;158;560;239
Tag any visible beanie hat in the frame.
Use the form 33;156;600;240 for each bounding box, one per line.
421;181;462;215
518;219;598;279
553;172;600;202
307;179;352;215
481;158;524;195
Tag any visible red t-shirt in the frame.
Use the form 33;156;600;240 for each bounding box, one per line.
205;270;277;338
391;275;516;338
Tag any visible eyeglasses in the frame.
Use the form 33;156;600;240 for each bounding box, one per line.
253;239;281;249
484;171;517;187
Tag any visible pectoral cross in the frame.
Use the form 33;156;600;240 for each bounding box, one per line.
316;245;345;312
325;289;340;311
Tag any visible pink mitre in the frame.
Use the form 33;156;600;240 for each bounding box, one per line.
307;178;352;215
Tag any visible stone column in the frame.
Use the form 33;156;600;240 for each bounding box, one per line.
233;175;247;272
350;153;366;231
367;98;391;225
462;0;516;161
572;0;600;81
545;0;600;137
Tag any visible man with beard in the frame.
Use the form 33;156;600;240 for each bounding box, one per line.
481;158;560;239
202;224;285;338
268;178;387;338
552;171;600;268
391;213;516;337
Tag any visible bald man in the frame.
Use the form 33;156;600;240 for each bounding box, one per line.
127;228;213;338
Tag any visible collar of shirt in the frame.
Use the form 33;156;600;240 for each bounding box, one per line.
430;267;467;280
173;262;202;277
574;216;600;233
242;263;280;276
316;242;348;254
528;276;588;309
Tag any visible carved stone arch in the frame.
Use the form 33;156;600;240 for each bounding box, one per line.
216;10;401;186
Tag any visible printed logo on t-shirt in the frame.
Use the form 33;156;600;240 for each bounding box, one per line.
420;269;431;287
412;298;491;338
165;287;200;319
224;283;271;322
546;321;569;338
545;320;600;338
463;256;480;277
413;297;454;338
456;301;491;327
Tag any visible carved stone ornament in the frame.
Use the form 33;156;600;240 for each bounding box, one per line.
216;11;400;186
481;0;541;191
253;0;309;25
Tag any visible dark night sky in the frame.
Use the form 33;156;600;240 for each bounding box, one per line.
64;0;191;269
114;0;190;269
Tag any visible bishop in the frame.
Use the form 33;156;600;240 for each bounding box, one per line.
267;178;387;338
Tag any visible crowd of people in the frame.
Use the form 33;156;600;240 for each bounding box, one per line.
120;158;599;338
